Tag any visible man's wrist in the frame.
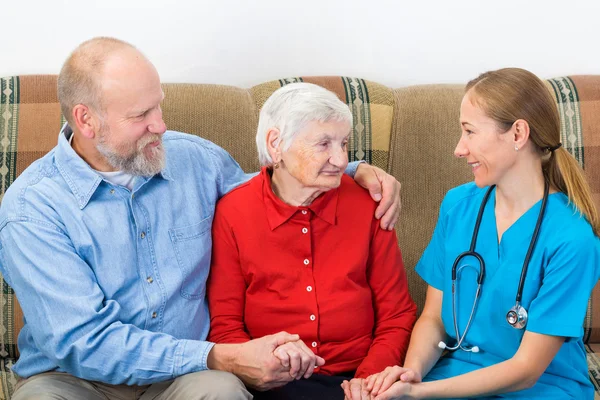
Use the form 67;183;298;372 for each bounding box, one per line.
345;160;365;178
207;343;238;373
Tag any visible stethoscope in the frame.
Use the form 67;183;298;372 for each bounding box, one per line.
438;181;549;353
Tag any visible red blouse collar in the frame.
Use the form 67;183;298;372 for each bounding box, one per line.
257;167;339;230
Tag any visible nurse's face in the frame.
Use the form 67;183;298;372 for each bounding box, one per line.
454;91;517;188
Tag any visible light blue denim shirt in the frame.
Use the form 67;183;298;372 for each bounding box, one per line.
0;127;361;385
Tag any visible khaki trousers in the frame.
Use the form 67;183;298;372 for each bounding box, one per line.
12;370;252;400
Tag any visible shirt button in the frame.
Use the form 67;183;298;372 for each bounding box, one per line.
306;286;312;292
302;227;308;234
152;312;157;318
310;314;316;321
312;342;317;348
303;259;310;265
140;232;146;239
146;276;153;284
110;189;115;194
302;210;308;215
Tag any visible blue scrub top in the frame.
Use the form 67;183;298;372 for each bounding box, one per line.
416;183;600;399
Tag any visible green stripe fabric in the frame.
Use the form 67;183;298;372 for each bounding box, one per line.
547;77;594;344
342;77;372;164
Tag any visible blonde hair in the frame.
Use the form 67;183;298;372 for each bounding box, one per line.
57;37;137;125
467;68;599;237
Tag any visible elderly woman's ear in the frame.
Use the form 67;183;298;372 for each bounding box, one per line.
266;128;282;165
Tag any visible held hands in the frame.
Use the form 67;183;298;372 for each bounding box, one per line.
341;366;421;400
353;164;401;230
367;365;422;397
273;340;326;380
228;331;303;391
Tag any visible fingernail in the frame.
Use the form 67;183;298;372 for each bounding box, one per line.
373;193;382;201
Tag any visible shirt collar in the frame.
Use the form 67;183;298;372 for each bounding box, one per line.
54;123;172;209
259;167;339;230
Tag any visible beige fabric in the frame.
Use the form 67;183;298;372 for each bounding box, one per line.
162;84;260;173
389;84;470;313
12;371;251;400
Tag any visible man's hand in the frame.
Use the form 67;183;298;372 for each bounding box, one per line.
341;377;372;399
353;164;401;230
207;331;300;391
273;340;325;380
366;366;421;397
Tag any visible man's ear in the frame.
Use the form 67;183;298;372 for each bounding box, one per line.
72;104;100;139
512;119;530;150
266;128;282;163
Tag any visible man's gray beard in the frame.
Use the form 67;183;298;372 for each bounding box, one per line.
97;134;166;177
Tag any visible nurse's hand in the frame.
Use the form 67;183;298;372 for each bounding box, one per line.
373;381;415;400
341;378;371;399
273;340;325;380
353;164;401;230
366;366;422;397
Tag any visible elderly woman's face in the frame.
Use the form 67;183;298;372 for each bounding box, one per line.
281;119;350;191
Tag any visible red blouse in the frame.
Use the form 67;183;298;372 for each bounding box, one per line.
207;167;416;378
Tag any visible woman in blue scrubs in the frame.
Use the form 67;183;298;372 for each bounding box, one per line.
361;68;600;399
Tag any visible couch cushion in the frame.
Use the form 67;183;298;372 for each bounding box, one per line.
250;77;394;171
547;76;600;343
389;83;470;313
161;83;259;173
0;75;62;359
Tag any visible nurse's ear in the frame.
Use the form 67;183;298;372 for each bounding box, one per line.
512;119;531;151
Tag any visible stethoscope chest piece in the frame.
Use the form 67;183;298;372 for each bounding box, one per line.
506;303;528;329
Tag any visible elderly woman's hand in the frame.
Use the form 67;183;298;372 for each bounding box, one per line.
341;377;372;399
354;164;401;230
273;340;326;380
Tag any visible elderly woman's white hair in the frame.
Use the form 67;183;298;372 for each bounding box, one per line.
256;82;353;166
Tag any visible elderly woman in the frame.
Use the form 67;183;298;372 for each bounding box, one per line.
207;82;417;399
361;68;600;400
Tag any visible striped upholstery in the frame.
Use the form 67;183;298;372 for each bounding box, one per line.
250;77;394;170
0;74;598;398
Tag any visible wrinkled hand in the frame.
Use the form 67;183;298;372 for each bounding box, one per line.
366;366;421;397
341;378;371;399
273;340;325;380
231;331;301;391
353;164;401;230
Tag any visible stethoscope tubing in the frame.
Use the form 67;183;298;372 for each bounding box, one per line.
446;181;549;352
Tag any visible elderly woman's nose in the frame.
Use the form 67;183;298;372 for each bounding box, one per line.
329;147;348;167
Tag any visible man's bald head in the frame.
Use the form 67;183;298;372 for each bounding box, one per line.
57;37;148;125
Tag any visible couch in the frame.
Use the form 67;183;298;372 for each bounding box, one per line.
0;74;598;399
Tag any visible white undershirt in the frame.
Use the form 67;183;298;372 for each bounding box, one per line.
68;132;136;191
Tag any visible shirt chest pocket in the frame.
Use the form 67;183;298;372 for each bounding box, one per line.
169;216;213;300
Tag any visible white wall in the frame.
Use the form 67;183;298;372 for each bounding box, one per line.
1;0;598;88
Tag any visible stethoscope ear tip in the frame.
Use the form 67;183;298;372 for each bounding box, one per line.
471;346;480;353
438;341;447;350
